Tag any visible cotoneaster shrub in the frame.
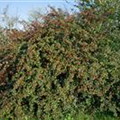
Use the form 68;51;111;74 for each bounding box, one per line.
0;0;120;119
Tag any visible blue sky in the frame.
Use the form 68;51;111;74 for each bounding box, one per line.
0;0;76;20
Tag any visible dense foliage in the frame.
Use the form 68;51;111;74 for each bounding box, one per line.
0;0;120;119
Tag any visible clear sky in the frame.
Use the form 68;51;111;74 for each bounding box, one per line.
0;0;76;21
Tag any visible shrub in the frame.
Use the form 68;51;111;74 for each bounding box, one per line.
0;0;120;119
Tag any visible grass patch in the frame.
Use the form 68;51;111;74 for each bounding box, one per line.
72;112;119;120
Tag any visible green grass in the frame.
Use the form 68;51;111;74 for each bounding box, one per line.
64;112;119;120
73;113;119;120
